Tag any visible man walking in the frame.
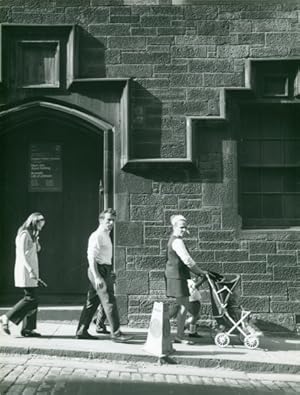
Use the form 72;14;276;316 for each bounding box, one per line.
76;208;132;342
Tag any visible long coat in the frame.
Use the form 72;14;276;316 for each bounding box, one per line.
14;230;39;288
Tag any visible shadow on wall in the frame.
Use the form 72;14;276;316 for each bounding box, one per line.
77;27;106;78
130;81;163;159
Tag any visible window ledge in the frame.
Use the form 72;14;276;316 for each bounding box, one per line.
239;227;300;240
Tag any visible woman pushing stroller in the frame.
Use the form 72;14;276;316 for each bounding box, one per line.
165;214;207;344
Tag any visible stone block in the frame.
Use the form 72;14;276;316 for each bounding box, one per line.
157;27;186;35
170;73;204;87
149;270;164;281
215;250;248;262
198;230;235;241
131;27;157;35
250;47;289;57
171;46;206;58
249;254;267;262
164;209;210;226
204;73;243;87
266;33;300;46
197;20;229;35
223;261;267;274
122;51;170;64
127;246;160;256
249;242;276;254
110;15;140;23
89;24;130;36
126;270;149;295
243;282;287;296
242;273;273;282
134;255;165;270
240;296;270;313
267;254;297;266
150;280;165;290
178;199;202;210
107;64;153;77
115;295;128;325
108;36;146;49
141;15;171;26
147;36;175;45
271;301;300;313
229;20;252;33
145;225;171;239
217;45;250;58
237;33;265;45
183;4;218;19
161;182;202;194
252;312;295;332
277;241;300;251
289;287;300;301
131;205;163;221
131;194;177;206
189;59;233;73
116;172;152;194
116;222;144;246
199;241;240;250
65;7;109;23
192;251;215;263
273;266;299;281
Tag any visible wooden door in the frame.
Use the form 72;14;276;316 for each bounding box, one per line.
0;117;103;303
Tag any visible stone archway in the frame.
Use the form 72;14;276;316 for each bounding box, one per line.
0;100;114;303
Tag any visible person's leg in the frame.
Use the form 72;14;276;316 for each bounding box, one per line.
95;304;108;333
187;301;201;337
91;266;120;335
76;280;100;336
21;288;38;334
175;296;189;340
5;288;38;326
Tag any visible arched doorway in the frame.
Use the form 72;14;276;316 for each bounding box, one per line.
0;101;113;304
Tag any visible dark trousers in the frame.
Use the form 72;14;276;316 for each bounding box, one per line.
76;265;120;336
6;288;38;331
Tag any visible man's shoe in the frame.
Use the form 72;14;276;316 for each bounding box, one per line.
95;325;110;334
111;331;133;343
21;330;41;337
0;319;10;335
76;331;99;340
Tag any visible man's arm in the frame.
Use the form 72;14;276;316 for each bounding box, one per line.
87;234;105;289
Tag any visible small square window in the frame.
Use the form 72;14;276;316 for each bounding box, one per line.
17;40;60;88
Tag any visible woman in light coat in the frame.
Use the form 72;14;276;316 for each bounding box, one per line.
0;212;45;337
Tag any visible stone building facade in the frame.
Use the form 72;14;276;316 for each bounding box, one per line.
0;0;299;331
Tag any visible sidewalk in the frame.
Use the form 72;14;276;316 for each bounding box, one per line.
0;322;299;375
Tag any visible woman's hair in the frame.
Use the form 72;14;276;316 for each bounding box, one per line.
18;212;45;241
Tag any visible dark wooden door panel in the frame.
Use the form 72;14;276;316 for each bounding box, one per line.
0;119;103;303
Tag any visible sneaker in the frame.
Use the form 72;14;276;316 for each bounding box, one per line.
111;331;133;343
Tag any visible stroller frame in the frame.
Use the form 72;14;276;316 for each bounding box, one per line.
206;273;259;349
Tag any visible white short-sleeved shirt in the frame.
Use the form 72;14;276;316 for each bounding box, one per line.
87;228;112;265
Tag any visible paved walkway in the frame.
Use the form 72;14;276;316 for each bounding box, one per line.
0;322;299;374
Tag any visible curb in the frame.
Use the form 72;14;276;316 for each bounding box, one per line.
0;345;299;374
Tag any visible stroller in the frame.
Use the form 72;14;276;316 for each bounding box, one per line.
204;271;260;349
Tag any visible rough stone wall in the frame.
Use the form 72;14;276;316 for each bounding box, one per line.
1;0;299;330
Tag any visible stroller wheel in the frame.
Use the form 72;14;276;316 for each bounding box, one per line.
244;335;259;349
214;332;230;348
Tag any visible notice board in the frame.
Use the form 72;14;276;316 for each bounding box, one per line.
29;143;62;192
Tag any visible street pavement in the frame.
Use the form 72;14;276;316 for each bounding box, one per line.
0;354;300;395
0;321;299;376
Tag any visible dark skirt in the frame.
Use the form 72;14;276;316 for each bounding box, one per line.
166;278;189;298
